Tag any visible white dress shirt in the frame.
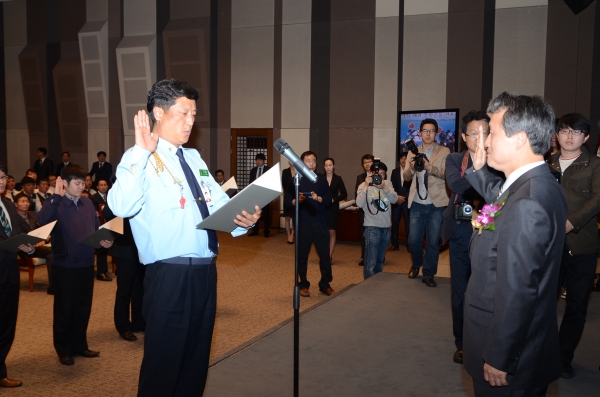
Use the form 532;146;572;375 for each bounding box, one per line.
108;138;246;265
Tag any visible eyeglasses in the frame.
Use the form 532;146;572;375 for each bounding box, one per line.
0;175;7;181
420;129;436;135
464;132;489;139
558;129;584;136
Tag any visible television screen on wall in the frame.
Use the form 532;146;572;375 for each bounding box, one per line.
397;108;460;156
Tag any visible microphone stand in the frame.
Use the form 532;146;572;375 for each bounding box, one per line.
293;171;301;397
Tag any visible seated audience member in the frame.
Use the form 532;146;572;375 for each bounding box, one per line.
84;174;96;195
248;154;271;237
0;162;37;388
48;174;57;193
355;154;375;266
548;113;600;379
214;169;225;186
36;164;114;366
19;177;41;212
37;178;51;205
3;176;18;202
441;110;491;365
91;180;112;282
284;151;334;297
89;151;113;183
25;169;38;187
389;152;411;251
356;162;398;279
102;203;146;342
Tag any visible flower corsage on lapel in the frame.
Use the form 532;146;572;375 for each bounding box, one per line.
472;193;508;235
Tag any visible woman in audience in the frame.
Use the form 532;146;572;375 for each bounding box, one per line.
281;161;295;244
324;158;347;263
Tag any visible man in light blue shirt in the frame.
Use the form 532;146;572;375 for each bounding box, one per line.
108;79;261;396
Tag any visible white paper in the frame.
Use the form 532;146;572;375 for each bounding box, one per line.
100;217;123;234
221;176;238;192
28;221;57;239
252;164;283;191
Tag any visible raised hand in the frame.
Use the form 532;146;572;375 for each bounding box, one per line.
55;177;65;196
472;126;488;171
134;110;158;152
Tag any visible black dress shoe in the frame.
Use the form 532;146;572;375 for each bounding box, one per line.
358;260;364;267
453;349;463;364
47;287;54;295
408;267;419;279
96;273;112;282
561;362;574;379
59;356;74;366
78;350;100;358
120;331;137;342
422;278;437;287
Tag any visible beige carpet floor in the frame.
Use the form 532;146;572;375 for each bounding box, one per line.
6;231;414;396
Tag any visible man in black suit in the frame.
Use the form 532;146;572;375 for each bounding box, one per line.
32;147;54;182
441;110;492;365
388;152;411;251
354;154;374;266
464;92;567;396
0;163;37;388
89;151;113;183
248;153;270;237
55;152;71;177
90;179;111;282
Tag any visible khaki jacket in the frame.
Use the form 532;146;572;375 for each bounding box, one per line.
403;143;450;208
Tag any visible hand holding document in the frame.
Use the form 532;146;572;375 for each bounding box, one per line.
197;163;283;232
0;221;57;252
78;217;123;248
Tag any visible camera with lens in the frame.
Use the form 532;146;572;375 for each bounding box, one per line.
454;201;474;222
370;158;382;186
405;139;428;172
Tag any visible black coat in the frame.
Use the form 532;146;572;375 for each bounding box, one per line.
249;165;270;184
55;162;70;177
90;161;113;183
0;197;26;286
102;204;138;258
389;167;411;202
463;164;567;390
33;158;55;181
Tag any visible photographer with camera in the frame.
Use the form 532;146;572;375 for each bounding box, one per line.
441;111;491;365
356;160;398;279
404;118;450;288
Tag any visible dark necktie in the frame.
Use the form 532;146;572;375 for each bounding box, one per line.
99;163;103;169
0;205;11;237
176;148;218;255
257;167;262;178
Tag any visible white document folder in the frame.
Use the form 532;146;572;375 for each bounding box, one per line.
197;163;283;232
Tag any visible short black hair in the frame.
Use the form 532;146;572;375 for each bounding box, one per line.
361;154;374;165
255;153;266;161
0;162;7;175
96;178;109;185
37;147;47;156
398;152;408;161
6;175;14;181
147;79;199;123
461;110;490;133
26;168;36;175
97;151;107;157
20;176;36;185
557;113;591;137
370;162;388;172
39;178;49;184
62;151;70;157
420;118;439;133
300;151;317;160
324;157;335;165
62;164;87;184
215;169;224;175
13;193;30;203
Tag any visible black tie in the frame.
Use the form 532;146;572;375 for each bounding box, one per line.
176;148;218;255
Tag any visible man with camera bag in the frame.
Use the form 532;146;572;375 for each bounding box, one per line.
404;118;450;287
441;111;493;365
356;160;398;279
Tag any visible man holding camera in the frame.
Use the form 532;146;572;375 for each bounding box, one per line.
404;118;450;287
441;111;491;365
356;160;398;279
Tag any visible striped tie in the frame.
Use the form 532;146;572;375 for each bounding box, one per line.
0;205;11;237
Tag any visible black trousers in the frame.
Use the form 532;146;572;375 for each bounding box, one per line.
557;247;597;364
138;262;217;397
114;256;146;334
0;265;18;379
53;265;94;357
473;381;547;397
297;219;332;291
96;247;108;275
252;203;271;234
390;202;410;248
449;221;472;350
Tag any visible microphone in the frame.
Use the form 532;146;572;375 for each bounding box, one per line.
273;139;318;183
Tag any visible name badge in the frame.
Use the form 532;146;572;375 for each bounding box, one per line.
199;169;209;177
201;181;213;206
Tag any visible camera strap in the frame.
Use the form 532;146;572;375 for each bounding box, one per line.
454;151;470;202
366;187;381;216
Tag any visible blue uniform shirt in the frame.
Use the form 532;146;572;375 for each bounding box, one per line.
108;138;247;265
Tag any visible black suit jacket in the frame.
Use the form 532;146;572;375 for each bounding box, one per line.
90;192;107;211
90;161;113;182
249;165;270;184
16;211;37;232
102;203;138;258
0;197;26;286
33;158;55;181
56;162;70;177
463;164;567;390
354;173;367;199
390;167;411;203
328;174;347;204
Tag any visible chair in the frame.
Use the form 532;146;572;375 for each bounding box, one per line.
18;254;47;292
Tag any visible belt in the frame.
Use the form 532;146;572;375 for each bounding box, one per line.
157;256;217;265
